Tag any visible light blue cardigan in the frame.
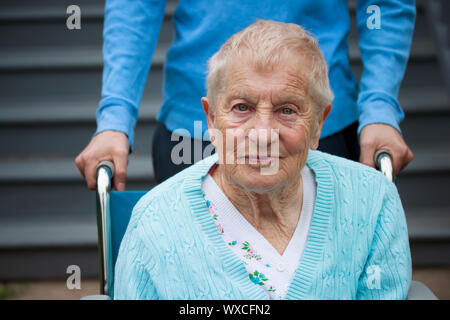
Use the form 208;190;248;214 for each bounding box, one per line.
114;150;412;299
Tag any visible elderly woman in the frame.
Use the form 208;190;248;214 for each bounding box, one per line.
114;20;411;300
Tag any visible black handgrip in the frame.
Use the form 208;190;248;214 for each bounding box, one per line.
96;160;115;178
373;149;394;183
374;149;393;170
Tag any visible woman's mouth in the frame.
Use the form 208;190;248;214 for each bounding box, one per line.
245;156;279;165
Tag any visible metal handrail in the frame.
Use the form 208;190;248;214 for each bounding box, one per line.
95;160;115;296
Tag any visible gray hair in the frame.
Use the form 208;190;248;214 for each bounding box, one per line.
206;20;334;116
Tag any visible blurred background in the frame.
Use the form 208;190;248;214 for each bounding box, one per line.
0;0;449;299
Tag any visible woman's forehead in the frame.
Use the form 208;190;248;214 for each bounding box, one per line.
224;64;309;99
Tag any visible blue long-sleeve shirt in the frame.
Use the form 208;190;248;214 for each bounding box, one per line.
96;0;416;150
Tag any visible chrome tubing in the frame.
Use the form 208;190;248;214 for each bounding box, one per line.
374;149;394;183
95;160;115;295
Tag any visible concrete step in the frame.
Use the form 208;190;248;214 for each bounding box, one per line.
406;207;450;240
0;96;160;124
0;179;152;224
400;112;450;151
0;2;175;66
0;67;163;104
0;1;173;58
0;121;155;156
351;60;446;89
0;0;177;21
398;148;450;174
0;246;99;280
426;0;450;96
396;171;450;211
0;46;168;70
0;154;153;183
0;221;97;249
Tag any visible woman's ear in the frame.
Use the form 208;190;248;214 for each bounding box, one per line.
310;103;332;150
201;97;216;144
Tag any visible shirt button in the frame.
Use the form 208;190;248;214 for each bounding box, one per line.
276;263;285;272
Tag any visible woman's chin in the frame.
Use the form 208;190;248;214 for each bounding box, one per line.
232;165;285;193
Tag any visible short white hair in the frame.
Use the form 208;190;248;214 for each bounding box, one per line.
206;20;334;115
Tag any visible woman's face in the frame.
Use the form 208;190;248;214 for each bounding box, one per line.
203;58;329;193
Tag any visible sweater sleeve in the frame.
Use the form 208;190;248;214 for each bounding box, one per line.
95;0;167;150
356;178;412;300
113;222;159;300
355;0;416;135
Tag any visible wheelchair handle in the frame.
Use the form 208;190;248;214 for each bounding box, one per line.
374;149;394;183
96;160;115;178
95;160;115;296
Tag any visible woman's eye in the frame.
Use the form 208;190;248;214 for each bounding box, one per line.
281;107;294;115
235;104;249;112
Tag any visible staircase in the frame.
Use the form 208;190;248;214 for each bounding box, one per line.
0;0;449;280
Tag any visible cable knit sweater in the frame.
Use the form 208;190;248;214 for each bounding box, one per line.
114;150;412;300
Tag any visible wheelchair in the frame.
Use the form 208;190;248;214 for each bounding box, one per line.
82;151;438;300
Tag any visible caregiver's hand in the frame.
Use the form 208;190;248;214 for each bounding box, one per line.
75;130;129;191
359;123;414;176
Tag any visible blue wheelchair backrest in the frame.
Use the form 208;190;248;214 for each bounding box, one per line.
110;191;147;269
95;160;147;297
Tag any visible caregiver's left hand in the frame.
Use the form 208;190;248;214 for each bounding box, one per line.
359;123;414;176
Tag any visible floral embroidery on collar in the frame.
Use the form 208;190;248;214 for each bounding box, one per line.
202;192;286;299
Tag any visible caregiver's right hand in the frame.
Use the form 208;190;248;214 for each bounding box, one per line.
75;130;129;191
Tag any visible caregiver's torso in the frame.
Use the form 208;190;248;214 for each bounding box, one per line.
157;0;358;139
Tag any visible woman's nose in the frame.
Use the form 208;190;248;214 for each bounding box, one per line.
248;112;279;146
